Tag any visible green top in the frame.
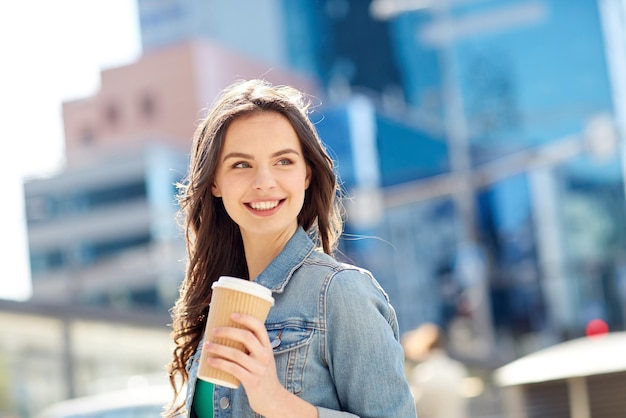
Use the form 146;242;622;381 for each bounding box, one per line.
192;379;215;418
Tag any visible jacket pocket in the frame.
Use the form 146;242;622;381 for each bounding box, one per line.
267;323;314;394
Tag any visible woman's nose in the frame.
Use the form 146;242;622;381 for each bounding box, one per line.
253;166;276;190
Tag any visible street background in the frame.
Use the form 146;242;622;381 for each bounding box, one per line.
2;1;626;417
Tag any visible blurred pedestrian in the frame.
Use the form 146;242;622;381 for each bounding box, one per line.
402;323;469;418
164;79;416;417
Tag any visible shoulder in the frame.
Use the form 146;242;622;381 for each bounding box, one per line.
303;252;395;319
304;250;390;299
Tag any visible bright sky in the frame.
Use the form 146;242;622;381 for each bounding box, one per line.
0;0;141;300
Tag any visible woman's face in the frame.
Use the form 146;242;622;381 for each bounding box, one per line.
212;111;311;241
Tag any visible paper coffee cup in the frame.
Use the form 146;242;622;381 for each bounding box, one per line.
198;276;274;388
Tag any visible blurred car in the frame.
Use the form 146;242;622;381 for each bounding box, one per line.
34;384;176;418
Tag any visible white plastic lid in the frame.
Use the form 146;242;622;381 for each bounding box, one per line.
211;276;274;305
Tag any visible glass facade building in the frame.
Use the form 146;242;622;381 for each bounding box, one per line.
382;0;626;356
24;146;188;314
128;0;626;359
21;0;626;371
11;1;626;416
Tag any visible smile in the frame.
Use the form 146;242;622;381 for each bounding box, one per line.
248;200;282;211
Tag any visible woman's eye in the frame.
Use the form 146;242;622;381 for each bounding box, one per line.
233;161;251;168
276;158;292;166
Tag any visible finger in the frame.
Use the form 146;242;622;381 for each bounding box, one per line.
211;324;275;371
204;341;252;370
212;325;259;348
212;325;267;358
230;313;272;347
204;346;254;382
204;339;269;382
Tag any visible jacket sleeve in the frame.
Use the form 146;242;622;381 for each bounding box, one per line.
317;407;360;418
323;268;417;418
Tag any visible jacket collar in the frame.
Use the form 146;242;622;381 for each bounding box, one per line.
255;226;314;294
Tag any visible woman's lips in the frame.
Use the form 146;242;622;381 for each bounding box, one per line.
245;199;286;214
248;200;280;211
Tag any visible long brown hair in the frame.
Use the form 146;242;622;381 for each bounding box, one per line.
165;79;343;416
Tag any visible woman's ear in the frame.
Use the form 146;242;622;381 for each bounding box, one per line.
212;183;221;197
305;166;312;190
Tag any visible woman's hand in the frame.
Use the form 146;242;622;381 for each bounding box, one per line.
203;313;290;416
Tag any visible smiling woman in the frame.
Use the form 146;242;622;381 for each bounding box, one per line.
164;79;417;418
212;111;311;251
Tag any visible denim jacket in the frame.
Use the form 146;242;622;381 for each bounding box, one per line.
184;227;417;417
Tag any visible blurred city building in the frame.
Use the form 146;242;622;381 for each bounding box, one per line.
6;0;626;417
494;331;626;417
25;145;186;312
25;39;317;313
12;38;317;417
135;0;403;96
366;0;626;363
0;298;171;418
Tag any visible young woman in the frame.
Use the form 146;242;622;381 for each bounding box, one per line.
165;79;416;417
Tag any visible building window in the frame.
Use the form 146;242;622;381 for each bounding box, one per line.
84;233;151;263
30;250;66;274
80;127;95;145
104;102;120;126
82;179;147;209
25;195;56;223
326;0;349;19
140;92;156;119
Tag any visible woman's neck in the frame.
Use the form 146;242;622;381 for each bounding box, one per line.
241;227;296;280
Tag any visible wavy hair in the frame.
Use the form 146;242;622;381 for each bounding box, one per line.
164;79;344;416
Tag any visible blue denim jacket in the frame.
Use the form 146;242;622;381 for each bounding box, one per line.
184;227;416;417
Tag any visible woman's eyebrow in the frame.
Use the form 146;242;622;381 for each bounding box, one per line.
222;148;301;162
272;148;301;157
222;152;253;162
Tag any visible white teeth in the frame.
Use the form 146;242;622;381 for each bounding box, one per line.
249;201;279;211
